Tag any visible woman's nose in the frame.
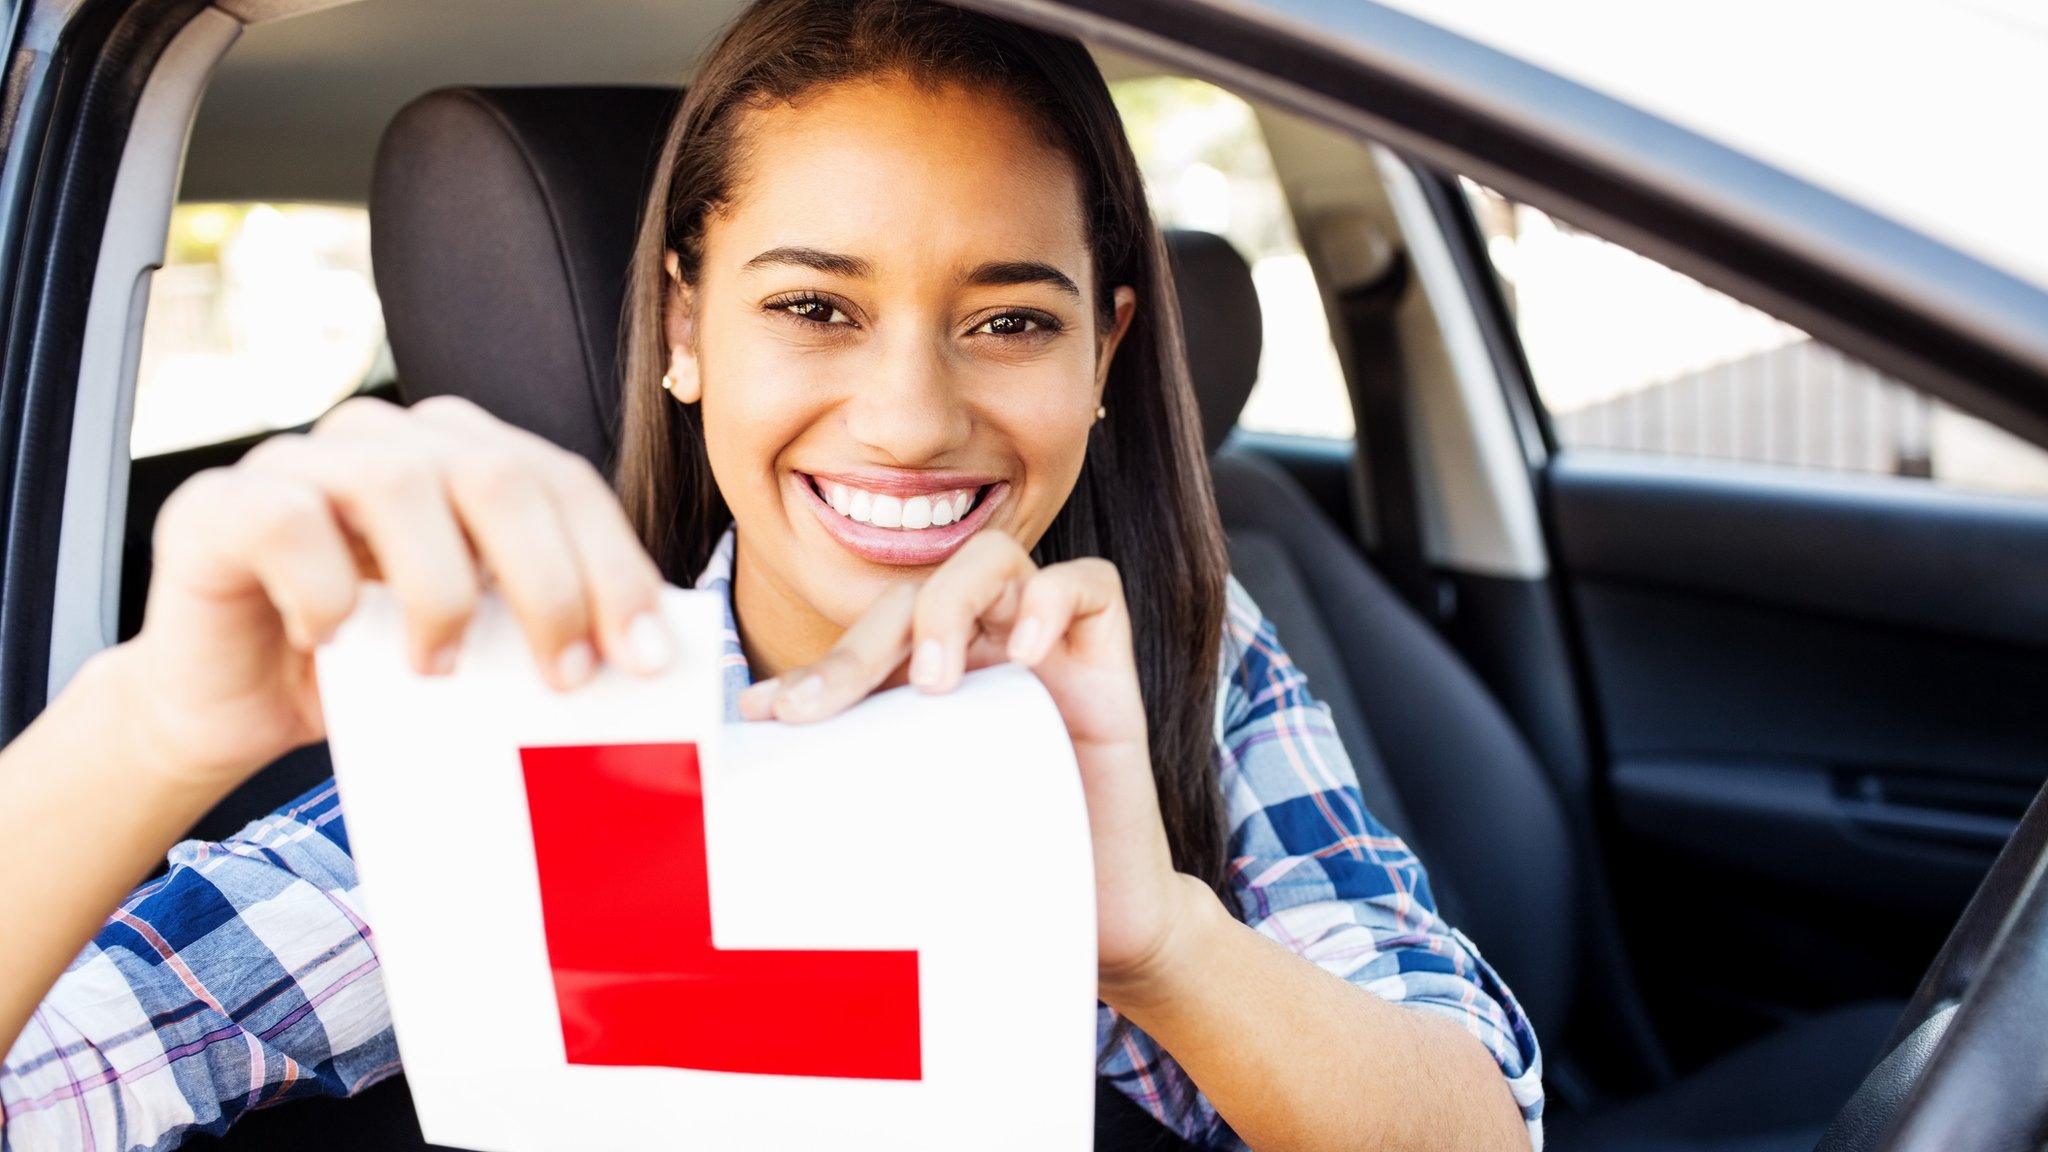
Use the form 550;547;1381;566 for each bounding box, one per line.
842;331;972;465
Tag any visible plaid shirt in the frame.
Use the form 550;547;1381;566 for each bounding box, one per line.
3;529;1543;1150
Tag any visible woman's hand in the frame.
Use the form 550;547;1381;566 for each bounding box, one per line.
122;394;673;796
736;531;1202;989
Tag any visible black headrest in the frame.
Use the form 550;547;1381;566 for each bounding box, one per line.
369;85;1264;466
1166;230;1262;453
371;86;682;467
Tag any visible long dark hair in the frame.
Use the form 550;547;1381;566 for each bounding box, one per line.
616;0;1232;899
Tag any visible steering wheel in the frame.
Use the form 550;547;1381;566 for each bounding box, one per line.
1817;778;2048;1152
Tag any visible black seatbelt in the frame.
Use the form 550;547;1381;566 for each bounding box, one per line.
1337;253;1437;616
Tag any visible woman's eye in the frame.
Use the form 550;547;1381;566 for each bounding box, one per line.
974;312;1058;337
774;297;852;326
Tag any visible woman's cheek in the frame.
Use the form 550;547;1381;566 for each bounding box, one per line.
982;361;1096;539
699;357;826;540
709;347;834;453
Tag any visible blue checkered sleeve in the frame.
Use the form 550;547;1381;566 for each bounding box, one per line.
1;780;394;1151
1097;577;1545;1150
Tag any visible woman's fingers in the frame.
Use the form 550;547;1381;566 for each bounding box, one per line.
393;401;598;688
909;532;1034;692
1006;557;1125;667
239;431;480;675
409;396;673;681
523;445;673;676
740;533;1131;724
161;468;362;652
311;394;670;688
407;396;670;676
741;582;918;722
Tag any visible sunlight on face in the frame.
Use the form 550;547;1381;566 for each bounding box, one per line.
678;73;1133;658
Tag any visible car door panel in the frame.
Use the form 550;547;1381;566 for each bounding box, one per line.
1547;451;2048;1047
1577;582;2046;788
1552;453;2048;646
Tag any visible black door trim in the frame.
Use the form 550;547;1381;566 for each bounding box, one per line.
0;0;208;741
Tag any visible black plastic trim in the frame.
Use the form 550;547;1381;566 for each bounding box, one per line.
1551;452;2048;649
1410;167;1554;465
1612;760;2007;915
0;0;207;741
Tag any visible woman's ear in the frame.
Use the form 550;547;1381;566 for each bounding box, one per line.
662;250;703;404
1092;285;1139;401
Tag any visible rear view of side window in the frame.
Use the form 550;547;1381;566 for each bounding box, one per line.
1463;181;2048;496
133;202;386;458
1111;76;1352;440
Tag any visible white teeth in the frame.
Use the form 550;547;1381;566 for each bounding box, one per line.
813;476;981;531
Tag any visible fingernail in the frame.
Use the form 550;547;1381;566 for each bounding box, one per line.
623;611;672;674
427;643;458;676
738;678;778;719
554;640;595;689
1008;617;1043;663
783;675;823;708
910;638;944;687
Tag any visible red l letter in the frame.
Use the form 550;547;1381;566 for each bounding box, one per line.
522;743;921;1079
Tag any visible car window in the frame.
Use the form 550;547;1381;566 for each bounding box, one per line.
1381;1;2048;294
1463;180;2048;496
1111;77;1353;440
132;202;386;458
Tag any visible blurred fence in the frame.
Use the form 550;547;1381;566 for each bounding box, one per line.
1553;339;1935;477
140;264;230;367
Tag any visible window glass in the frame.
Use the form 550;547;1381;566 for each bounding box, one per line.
1464;180;2048;496
133;203;385;458
1111;77;1353;440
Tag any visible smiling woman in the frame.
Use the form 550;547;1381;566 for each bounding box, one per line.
0;1;1540;1150
625;64;1145;671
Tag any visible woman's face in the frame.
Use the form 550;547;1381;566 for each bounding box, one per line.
666;73;1135;649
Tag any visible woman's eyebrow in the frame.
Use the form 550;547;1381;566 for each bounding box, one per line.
742;246;872;277
741;248;1079;300
965;260;1080;299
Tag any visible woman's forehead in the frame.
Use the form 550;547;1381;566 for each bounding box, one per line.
712;75;1091;276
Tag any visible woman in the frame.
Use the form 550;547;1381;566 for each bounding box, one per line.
0;1;1542;1148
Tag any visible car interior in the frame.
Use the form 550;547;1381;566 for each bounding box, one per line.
24;0;2048;1149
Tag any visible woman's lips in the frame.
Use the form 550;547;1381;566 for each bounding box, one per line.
792;471;1008;566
